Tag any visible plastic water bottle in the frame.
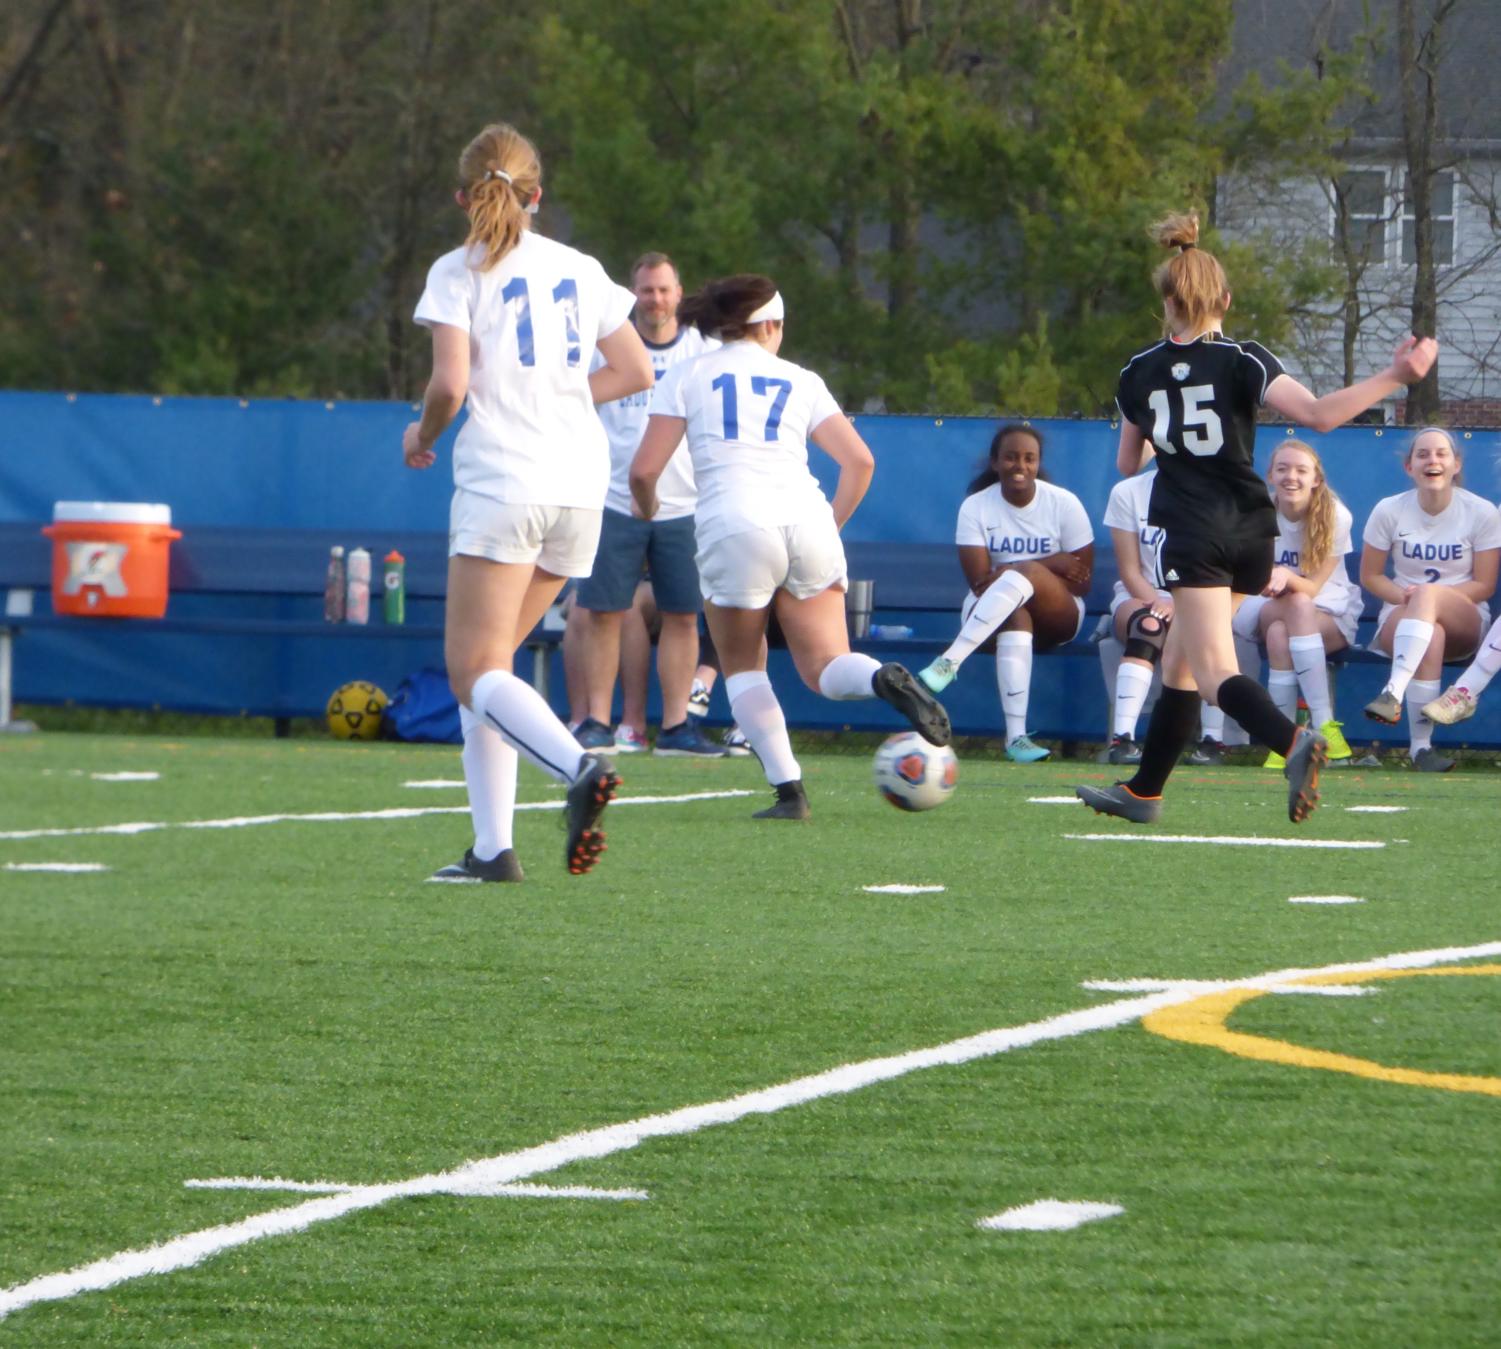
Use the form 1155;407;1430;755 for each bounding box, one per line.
323;546;346;623
345;546;371;625
382;550;406;625
870;624;914;639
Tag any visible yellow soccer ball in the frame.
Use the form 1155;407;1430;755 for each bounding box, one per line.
326;680;389;740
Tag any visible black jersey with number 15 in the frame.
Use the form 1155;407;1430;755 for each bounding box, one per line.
1115;333;1285;541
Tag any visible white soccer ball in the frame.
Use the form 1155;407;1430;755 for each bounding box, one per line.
873;732;958;812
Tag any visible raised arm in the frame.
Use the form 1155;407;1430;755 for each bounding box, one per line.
1263;336;1438;434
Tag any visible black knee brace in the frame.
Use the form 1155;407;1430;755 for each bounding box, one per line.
1122;607;1169;664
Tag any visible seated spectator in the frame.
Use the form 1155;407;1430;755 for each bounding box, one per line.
1101;466;1168;765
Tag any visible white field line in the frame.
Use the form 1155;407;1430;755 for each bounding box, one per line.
1028;796;1083;805
1289;895;1366;905
1345;805;1407;814
185;1177;647;1201
90;772;160;782
4;938;1500;1322
3;862;111;874
1065;833;1386;850
862;884;946;895
403;780;467;789
0;791;755;843
978;1200;1123;1232
1084;979;1376;998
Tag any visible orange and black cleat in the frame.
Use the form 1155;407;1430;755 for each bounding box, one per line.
564;753;620;875
1283;726;1328;823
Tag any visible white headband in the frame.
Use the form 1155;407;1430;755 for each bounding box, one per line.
745;292;784;324
483;168;513;184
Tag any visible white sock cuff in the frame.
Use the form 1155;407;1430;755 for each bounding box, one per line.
470;668;509;712
459;704;480;735
1395;618;1435;641
994;569;1034;602
1117;661;1153;686
1287;634;1326;654
725;670;771;701
996;629;1033;649
1407;678;1441;699
818;652;883;701
1268;668;1300;686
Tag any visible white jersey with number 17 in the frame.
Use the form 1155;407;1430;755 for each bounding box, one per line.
650;340;843;548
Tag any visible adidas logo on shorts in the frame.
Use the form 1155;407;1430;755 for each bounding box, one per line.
1164;568;1180;581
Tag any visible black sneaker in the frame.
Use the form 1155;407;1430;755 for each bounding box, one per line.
872;663;952;746
1186;737;1226;766
1412;746;1456;773
1107;734;1142;765
573;717;615;750
1284;726;1328;823
1075;781;1162;823
564;753;620;875
428;848;524;883
753;779;811;820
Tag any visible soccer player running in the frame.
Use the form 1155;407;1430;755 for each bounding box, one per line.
404;122;653;879
1076;212;1436;824
629;274;950;820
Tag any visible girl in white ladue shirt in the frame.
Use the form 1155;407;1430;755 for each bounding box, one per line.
1358;426;1501;770
404;122;653;879
629;273;950;820
1233;440;1362;767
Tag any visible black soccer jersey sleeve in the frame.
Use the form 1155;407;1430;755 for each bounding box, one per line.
1234;340;1285;408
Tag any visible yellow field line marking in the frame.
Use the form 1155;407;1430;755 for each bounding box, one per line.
1142;965;1501;1096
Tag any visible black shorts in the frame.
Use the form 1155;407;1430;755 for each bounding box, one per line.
1159;531;1272;594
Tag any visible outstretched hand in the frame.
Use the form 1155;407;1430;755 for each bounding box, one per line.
1391;335;1438;385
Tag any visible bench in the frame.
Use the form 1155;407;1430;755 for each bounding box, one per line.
0;523;563;733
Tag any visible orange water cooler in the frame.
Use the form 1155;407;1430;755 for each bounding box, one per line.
42;502;181;618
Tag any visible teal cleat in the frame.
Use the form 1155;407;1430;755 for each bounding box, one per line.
1006;734;1051;764
918;656;958;694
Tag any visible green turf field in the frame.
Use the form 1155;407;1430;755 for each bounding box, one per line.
2;732;1498;1345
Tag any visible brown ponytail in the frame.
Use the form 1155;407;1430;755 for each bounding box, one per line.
457;123;542;271
1149;211;1229;336
678;274;779;340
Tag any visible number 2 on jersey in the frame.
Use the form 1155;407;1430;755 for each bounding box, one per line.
1147;384;1224;457
712;374;792;440
499;277;580;367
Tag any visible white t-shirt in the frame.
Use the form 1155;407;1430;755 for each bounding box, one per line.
1102;470;1165;607
650;340;843;548
414;232;635;508
1362;488;1501;589
1273;499;1363;624
956;480;1094;568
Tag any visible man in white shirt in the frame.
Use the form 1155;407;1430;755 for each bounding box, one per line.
565;253;725;756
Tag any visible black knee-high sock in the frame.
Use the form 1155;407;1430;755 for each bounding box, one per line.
1216;674;1298;755
1125;685;1201;798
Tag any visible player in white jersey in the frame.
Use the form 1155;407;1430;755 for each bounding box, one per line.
629;274;950;820
917;425;1094;763
1100;468;1168;763
404;123;652;879
1358;426;1501;769
567;251;724;759
1231;440;1360;766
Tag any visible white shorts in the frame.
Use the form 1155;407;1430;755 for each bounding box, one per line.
697;521;848;609
960;588;1087;641
1234;593;1363;649
448;489;602;578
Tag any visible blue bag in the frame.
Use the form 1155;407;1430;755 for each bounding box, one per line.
384;667;461;744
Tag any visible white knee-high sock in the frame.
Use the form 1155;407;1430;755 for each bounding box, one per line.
1267;668;1300;723
1386;619;1435;701
1288;634;1333;725
470;668;585;785
726;671;800;785
818;652;883;700
1407;678;1441;755
1199;703;1225;741
1113;661;1154;738
460;704;517;860
995;630;1033;743
1455;613;1501;695
942;570;1034;667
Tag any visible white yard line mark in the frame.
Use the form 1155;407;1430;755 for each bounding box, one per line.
862;884;946;895
1344;805;1407;814
1084;979;1375;997
1289;895;1366;905
185;1177;647;1201
3;862;110;874
1065;833;1385;850
978;1200;1123;1232
90;772;160;782
1028;796;1083;805
0;791;756;843
403;780;466;789
5;938;1500;1322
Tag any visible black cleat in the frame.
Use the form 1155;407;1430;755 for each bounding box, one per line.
753;779;811;820
1283;726;1328;823
564;753;620;875
428;848;524;883
1075;781;1162;823
872;662;952;746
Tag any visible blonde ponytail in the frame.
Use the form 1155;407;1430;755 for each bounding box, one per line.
1149;211;1229;336
457;123;542;271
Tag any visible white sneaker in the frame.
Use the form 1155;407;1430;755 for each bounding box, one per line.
1422;685;1478;725
688;680;712;719
722;725;753;757
613;724;648;754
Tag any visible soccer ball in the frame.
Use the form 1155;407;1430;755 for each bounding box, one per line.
326;680;388;740
873;731;958;812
